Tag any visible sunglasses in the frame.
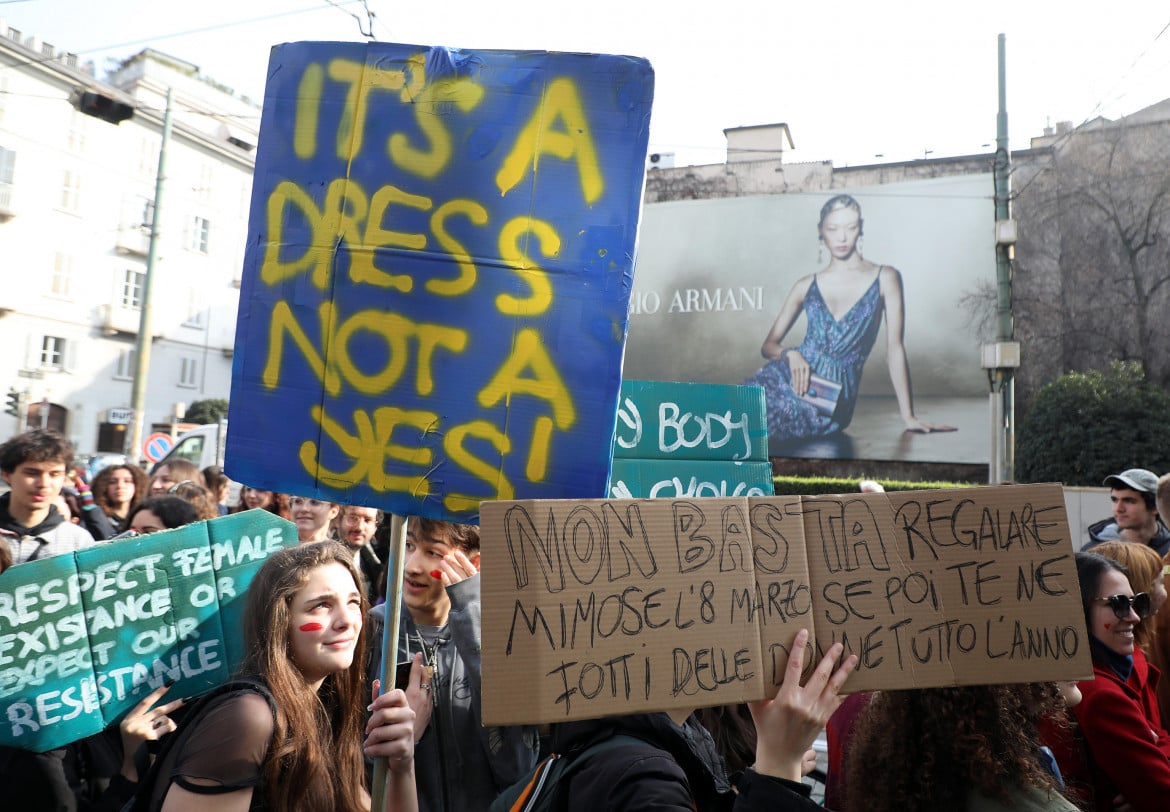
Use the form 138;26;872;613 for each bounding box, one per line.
1094;592;1152;620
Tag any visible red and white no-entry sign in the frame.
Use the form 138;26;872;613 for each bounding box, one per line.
142;433;174;463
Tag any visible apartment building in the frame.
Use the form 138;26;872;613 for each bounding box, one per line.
0;23;258;456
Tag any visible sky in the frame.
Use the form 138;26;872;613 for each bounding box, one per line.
3;0;1169;167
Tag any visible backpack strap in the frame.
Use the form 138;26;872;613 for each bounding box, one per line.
502;753;559;812
122;678;275;812
506;733;648;812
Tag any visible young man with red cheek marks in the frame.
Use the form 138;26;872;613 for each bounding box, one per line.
368;518;538;812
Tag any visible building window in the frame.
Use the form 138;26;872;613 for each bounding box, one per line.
0;146;16;210
68;111;86;154
179;357;199;388
188;216;210;253
60;169;81;212
0;146;13;183
114;348;135;380
183;288;205;328
140;196;155;227
51;253;73;298
121;268;145;308
41;336;66;369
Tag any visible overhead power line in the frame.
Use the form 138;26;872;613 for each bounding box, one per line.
0;1;371;78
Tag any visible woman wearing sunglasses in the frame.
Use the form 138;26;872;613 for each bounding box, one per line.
1091;541;1168;654
1059;551;1170;811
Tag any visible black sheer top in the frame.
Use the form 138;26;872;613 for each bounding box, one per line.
144;689;273;811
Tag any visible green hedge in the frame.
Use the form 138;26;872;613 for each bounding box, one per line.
1017;362;1170;486
771;476;975;495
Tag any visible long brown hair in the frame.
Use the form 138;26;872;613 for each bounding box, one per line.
232;488;292;520
91;463;150;518
845;684;1068;812
239;541;369;812
167;480;219;521
152;458;200;486
695;703;756;775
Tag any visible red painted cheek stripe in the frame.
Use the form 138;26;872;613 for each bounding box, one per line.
1103;622;1112;630
299;622;324;632
430;570;443;580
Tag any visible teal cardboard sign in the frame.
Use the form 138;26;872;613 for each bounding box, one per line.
613;380;770;461
0;510;296;752
226;42;656;523
608;380;774;499
608;458;774;499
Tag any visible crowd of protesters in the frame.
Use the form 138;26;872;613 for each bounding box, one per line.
4;427;1170;810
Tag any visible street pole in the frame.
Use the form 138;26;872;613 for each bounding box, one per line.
127;87;173;463
992;34;1016;482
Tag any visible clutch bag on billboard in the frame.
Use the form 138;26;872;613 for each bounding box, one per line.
800;373;842;417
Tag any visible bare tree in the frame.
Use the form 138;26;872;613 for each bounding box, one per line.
1006;114;1170;411
1054;119;1170;386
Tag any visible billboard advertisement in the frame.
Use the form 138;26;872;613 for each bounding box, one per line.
623;174;994;464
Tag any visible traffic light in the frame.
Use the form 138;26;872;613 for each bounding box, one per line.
4;388;20;419
76;91;134;125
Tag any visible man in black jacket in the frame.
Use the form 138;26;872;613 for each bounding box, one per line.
337;504;383;599
1084;468;1170;556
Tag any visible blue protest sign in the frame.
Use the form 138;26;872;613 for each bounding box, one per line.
0;510;295;752
226;43;655;523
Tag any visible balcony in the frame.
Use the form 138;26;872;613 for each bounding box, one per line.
99;303;140;336
115;224;150;256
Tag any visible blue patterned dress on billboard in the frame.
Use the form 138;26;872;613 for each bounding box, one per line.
744;273;885;440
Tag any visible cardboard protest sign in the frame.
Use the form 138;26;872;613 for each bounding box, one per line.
0;510;295;752
480;496;809;723
226;42;655;524
608;380;774;499
802;487;1091;689
480;484;1092;725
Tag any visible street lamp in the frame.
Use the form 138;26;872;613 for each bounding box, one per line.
76;84;174;462
127;87;174;463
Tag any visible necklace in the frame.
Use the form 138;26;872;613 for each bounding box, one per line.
414;630;438;702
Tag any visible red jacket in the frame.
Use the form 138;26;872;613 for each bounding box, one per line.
1060;649;1170;812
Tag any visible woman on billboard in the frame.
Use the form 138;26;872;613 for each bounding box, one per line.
745;193;954;440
